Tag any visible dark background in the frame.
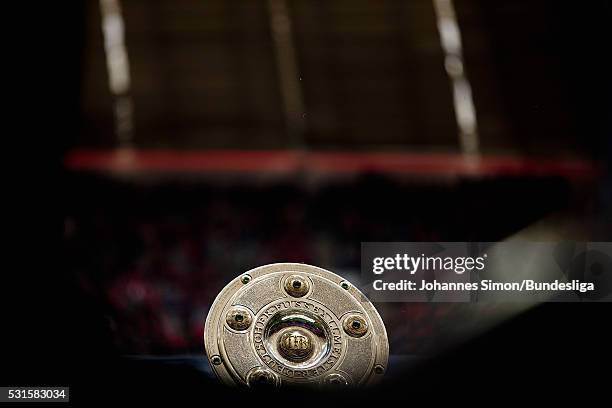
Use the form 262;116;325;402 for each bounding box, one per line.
3;0;612;402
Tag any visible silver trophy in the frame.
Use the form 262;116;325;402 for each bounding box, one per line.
204;263;388;387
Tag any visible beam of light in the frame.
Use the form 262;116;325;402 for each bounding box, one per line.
433;0;480;157
267;0;307;148
99;0;134;148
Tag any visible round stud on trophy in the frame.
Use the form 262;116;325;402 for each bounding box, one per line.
204;263;389;388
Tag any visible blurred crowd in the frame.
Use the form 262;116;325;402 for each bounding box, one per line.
65;174;569;354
